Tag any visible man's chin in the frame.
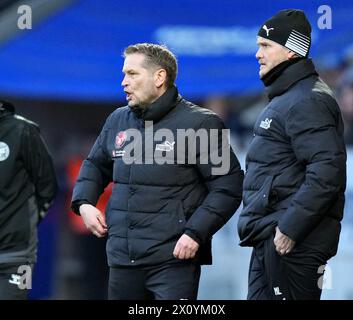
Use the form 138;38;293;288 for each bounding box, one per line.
127;100;138;108
259;69;268;79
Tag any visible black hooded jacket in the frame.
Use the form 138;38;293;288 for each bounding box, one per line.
0;101;57;264
237;59;346;257
72;86;243;267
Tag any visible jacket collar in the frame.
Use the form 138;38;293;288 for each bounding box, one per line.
266;58;318;100
130;86;181;122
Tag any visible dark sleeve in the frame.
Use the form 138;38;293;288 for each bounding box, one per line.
22;123;58;221
184;115;244;244
71;117;113;215
278;98;346;243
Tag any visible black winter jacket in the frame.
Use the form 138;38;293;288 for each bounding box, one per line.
0;101;57;264
72;86;243;267
238;59;346;257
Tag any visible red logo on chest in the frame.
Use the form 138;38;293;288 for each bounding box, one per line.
115;131;126;148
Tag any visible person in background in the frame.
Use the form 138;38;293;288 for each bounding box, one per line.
0;100;57;299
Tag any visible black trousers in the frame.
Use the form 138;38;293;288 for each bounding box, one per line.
108;261;201;300
247;235;330;300
0;264;33;300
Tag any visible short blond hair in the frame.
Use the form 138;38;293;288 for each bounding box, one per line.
124;43;178;88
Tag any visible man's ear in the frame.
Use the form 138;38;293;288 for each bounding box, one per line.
154;69;167;88
287;50;299;59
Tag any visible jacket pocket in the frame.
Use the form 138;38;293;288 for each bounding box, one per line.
116;200;186;241
244;175;275;215
239;175;278;246
175;200;186;233
154;200;186;238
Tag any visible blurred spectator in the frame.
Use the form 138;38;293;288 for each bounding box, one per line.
53;135;110;300
203;95;248;151
0;100;57;300
65;155;110;299
337;67;353;145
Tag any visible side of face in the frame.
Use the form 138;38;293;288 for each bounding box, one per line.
121;53;167;108
255;36;295;78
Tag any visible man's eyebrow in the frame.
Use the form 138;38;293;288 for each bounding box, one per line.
122;68;135;73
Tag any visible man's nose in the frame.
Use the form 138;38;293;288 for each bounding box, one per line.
121;75;128;87
255;48;262;60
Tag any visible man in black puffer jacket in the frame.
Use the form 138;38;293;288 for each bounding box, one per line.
71;43;243;300
237;9;346;300
0;100;57;299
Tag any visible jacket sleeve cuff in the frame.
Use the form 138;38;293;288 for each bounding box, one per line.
184;229;202;244
71;200;92;215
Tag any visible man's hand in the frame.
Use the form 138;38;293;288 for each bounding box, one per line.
173;234;200;260
79;204;107;238
274;226;295;255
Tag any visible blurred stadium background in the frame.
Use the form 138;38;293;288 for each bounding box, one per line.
0;0;353;299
